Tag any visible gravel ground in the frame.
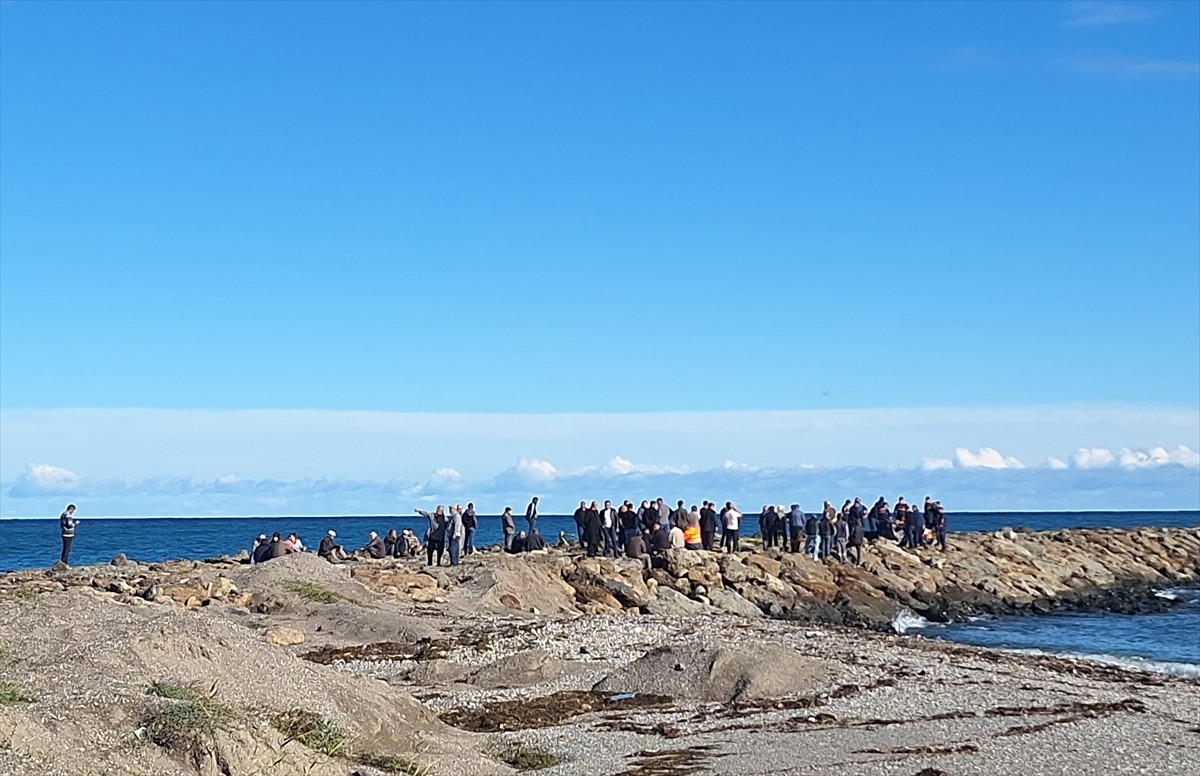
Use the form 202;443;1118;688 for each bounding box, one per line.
344;612;1200;776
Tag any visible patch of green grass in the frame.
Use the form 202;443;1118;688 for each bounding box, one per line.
11;589;36;602
142;681;236;749
285;581;339;604
492;742;558;771
356;750;430;775
0;682;36;705
273;708;350;758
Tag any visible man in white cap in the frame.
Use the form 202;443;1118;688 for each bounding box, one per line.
318;530;349;563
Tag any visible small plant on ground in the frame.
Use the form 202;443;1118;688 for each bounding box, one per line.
356;749;430;775
141;681;237;749
491;742;558;771
0;682;36;705
273;708;351;758
12;590;36;602
285;581;339;604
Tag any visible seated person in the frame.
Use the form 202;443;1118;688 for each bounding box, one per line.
399;528;421;558
384;529;400;557
318;530;351;563
362;531;387;559
648;523;671;555
508;530;528;554
251;534;269;564
625;530;652;571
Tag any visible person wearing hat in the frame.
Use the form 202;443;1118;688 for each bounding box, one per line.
318;530;349;563
250;533;269;564
362;531;387;559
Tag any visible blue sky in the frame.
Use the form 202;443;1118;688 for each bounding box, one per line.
1;1;1197;515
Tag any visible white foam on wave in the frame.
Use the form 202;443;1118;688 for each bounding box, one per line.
890;607;931;634
1006;648;1200;679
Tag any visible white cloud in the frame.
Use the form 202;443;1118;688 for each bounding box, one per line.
1047;457;1070;470
1071;447;1118;469
8;464;82;497
921;457;954;471
1062;1;1157;27
514;458;558;483
3;406;1196;484
954;447;1024;470
1117;445;1200;469
4;451;1199;516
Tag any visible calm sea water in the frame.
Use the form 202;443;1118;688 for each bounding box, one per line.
2;510;1197;673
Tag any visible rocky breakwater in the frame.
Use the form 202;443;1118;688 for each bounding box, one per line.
560;526;1200;630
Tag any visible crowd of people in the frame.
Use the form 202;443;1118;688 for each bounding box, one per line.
246;495;948;569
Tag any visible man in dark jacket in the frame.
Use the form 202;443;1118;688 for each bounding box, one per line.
363;531;387;559
59;504;79;566
648;522;670;556
462;503;477;555
699;502;718;550
582;501;602;557
847;509;865;565
626;530;651;570
818;509;835;559
573;501;588;549
804;513;821;560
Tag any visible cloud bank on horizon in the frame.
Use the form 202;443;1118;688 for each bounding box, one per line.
1;405;1196;516
4;444;1197;518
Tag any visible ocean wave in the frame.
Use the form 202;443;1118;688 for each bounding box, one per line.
1005;648;1200;679
890;607;931;634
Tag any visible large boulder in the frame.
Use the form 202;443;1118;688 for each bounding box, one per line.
643;587;711;617
706;587;763;618
594;643;828;703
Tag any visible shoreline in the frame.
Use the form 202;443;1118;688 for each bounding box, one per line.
2;542;1198;775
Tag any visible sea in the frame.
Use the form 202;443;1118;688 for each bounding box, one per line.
2;510;1197;677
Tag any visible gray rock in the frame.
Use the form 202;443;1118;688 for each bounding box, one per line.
594;643;829;703
643;587;710;617
706;587;764;618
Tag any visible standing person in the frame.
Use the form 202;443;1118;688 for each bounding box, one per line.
932;501;949;551
416;507;447;566
572;501;588;549
600;500;619;558
847;508;865;565
788;505;805;553
683;509;703;550
501;507;516;550
671;500;689;530
58;504;79;566
656;498;670;532
833;513;849;562
819;502;836;559
447;506;464;566
582;501;602;557
699;501;717;551
638;500;657;532
462;503;477;555
619;502;638;547
805;510;821;560
722;502;742;553
525;497;540;536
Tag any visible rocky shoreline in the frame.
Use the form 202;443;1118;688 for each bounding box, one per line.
1;525;1198;775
